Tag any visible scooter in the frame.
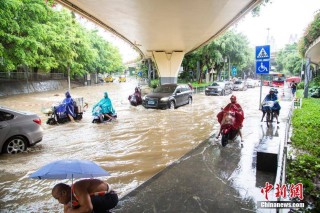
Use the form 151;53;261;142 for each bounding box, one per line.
128;87;142;106
217;109;243;147
261;101;277;127
45;98;86;125
92;105;117;123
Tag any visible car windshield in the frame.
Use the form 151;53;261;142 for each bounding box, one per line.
210;82;222;86
154;85;177;93
234;81;242;84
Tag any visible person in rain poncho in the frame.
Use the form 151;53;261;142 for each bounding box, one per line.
62;91;75;122
93;92;116;121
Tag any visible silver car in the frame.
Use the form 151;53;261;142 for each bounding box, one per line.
205;81;232;96
0;106;43;154
233;80;247;91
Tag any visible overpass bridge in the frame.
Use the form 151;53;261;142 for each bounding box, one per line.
57;0;263;84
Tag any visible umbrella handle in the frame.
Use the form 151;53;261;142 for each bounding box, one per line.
70;174;73;208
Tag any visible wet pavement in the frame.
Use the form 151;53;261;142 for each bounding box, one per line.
0;79;293;213
114;87;293;213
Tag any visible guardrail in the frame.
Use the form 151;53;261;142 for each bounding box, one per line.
276;101;294;213
193;86;206;94
0;72;65;81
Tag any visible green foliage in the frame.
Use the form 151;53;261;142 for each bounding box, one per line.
0;0;124;76
310;76;320;87
181;30;253;82
150;79;159;89
298;11;320;56
287;98;320;211
297;82;304;90
275;43;302;76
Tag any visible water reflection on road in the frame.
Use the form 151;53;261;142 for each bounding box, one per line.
0;78;226;212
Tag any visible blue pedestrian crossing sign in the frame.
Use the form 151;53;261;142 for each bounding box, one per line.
255;45;270;60
232;66;237;76
256;45;270;74
256;61;270;74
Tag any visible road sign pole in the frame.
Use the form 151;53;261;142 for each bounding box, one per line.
259;74;263;110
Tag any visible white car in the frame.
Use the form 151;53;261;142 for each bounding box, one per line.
0;106;43;154
233;81;247;91
246;80;256;88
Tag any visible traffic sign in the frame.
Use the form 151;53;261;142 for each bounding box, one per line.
255;45;270;60
256;61;270;74
232;66;237;76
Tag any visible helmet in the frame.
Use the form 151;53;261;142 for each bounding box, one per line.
65;91;71;98
230;95;236;100
269;88;275;93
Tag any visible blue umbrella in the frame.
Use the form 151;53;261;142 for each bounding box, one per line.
29;159;110;180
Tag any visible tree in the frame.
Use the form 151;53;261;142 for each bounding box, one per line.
275;43;302;76
181;30;253;82
0;0;124;78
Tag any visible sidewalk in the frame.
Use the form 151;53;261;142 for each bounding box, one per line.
114;89;293;213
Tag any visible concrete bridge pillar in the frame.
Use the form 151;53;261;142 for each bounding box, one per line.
152;51;184;84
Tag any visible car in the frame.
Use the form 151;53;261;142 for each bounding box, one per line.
205;81;232;96
104;75;114;83
142;83;192;109
119;75;126;83
246;79;256;88
0;106;43;154
233;80;247;91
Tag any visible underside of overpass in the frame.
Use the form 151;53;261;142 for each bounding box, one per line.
56;0;263;84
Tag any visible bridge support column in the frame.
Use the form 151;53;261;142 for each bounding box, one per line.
152;51;184;84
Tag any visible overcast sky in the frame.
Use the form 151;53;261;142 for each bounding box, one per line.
234;0;320;51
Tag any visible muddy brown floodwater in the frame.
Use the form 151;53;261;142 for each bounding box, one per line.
0;78;262;212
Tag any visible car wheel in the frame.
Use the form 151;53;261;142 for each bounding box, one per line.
220;90;225;96
3;136;27;154
188;97;192;104
169;101;175;109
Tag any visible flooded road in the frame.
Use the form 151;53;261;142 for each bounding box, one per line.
0;79;290;212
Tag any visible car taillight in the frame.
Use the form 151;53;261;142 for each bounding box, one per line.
33;118;42;125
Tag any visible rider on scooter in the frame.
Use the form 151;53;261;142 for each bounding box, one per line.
128;87;142;106
261;88;281;123
93;92;116;122
216;95;244;142
62;91;76;122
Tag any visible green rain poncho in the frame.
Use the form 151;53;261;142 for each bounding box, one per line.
93;92;116;115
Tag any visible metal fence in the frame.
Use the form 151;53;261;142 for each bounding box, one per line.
0;72;65;81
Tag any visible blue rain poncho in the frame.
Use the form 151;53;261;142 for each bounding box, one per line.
61;91;76;117
262;93;281;111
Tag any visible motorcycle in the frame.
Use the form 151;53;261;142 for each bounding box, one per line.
261;100;277;127
128;87;142;106
217;108;243;147
45;97;86;125
92;105;117;123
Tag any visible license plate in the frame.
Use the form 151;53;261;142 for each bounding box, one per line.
148;100;155;105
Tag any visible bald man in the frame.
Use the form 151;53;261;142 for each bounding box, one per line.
52;179;118;213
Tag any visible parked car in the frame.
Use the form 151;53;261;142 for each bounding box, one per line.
104;75;114;83
205;81;232;96
119;75;126;83
0;106;43;154
142;83;192;109
233;80;247;91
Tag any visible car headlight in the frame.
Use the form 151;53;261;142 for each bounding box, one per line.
217;88;222;91
160;97;169;102
205;88;209;91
